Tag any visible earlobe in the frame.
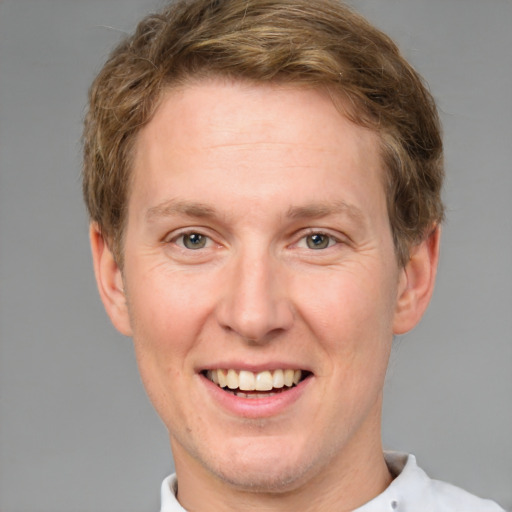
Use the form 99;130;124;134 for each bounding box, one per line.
393;226;441;335
89;223;133;336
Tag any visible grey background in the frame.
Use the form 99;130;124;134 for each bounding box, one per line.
0;0;510;511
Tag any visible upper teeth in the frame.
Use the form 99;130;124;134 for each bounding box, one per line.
206;369;302;391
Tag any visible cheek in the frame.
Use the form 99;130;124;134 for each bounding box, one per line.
124;271;210;427
298;267;397;340
124;266;214;378
293;263;397;387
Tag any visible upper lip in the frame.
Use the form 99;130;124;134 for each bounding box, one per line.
196;362;313;373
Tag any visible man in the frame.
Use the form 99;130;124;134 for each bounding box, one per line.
82;0;505;510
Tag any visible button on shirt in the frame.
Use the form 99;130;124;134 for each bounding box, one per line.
160;452;505;512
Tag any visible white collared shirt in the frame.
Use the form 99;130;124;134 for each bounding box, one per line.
160;452;505;511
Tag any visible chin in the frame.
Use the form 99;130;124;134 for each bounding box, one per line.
213;461;311;493
200;438;322;493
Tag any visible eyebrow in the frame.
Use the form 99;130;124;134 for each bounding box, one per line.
145;198;365;224
286;201;365;224
146;199;217;221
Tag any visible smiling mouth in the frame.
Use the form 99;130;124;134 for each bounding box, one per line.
204;369;309;398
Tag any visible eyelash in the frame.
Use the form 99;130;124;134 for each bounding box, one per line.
170;231;214;250
295;231;340;250
166;229;341;252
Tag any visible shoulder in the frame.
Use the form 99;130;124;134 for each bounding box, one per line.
355;452;506;512
427;476;505;512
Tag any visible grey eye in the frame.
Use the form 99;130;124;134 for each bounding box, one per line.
182;233;207;249
306;233;331;249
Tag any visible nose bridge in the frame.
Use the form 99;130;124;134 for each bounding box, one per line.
217;244;293;342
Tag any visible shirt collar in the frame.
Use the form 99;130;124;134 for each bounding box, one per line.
159;452;480;512
354;452;428;511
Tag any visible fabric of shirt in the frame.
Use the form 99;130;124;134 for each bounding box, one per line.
160;452;505;512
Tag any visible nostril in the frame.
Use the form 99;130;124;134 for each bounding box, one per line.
215;275;294;342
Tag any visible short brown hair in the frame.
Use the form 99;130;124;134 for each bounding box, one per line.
83;0;444;266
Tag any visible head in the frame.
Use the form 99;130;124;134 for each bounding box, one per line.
84;0;443;504
83;0;443;269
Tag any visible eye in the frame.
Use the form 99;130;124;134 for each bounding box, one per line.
176;232;210;250
306;233;332;249
298;232;338;250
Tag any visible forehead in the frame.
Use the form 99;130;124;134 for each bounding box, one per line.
130;78;386;221
143;78;378;148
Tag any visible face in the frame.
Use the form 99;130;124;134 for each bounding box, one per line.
92;79;436;494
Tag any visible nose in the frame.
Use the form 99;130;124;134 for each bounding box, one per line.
215;249;294;343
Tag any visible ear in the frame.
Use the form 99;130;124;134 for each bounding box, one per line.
89;223;133;336
393;226;441;335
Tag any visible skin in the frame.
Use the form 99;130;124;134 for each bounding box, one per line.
91;78;440;511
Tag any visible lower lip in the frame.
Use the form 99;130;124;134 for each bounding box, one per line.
200;374;311;419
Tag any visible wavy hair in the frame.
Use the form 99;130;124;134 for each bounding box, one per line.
83;0;444;266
